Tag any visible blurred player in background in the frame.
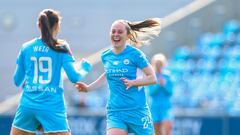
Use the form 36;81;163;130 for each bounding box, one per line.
147;53;173;135
11;9;91;135
75;18;161;135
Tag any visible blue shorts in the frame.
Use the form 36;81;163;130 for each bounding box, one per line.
107;108;154;135
12;106;70;133
151;107;173;123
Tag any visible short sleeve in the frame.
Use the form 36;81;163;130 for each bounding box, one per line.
101;53;105;64
101;49;110;66
134;49;150;69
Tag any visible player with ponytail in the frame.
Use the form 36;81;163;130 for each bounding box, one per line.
76;18;161;135
11;9;91;135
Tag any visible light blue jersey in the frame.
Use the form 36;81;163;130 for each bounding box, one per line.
147;71;173;123
13;38;91;133
101;44;150;111
14;38;80;112
102;45;154;134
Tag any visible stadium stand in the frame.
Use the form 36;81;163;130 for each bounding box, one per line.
169;20;240;113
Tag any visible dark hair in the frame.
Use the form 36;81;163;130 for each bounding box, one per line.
38;9;68;53
116;18;161;47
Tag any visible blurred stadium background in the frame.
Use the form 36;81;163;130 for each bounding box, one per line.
1;0;240;134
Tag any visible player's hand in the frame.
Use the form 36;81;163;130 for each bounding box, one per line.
120;77;134;90
80;58;92;72
75;82;88;92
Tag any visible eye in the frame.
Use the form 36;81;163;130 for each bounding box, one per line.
118;30;123;34
112;30;116;34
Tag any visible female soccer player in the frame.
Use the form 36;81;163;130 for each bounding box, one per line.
11;9;91;135
75;18;161;135
147;53;173;135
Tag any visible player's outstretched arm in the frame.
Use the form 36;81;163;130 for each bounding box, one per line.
75;72;106;92
63;59;92;83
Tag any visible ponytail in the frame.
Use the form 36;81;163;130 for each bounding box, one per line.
38;9;68;53
119;18;161;47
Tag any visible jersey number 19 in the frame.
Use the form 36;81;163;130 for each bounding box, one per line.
31;56;52;84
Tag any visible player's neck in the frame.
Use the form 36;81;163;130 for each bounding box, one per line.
113;45;126;54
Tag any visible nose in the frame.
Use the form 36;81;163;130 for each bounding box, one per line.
112;32;118;36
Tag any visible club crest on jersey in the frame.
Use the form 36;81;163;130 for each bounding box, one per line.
123;59;130;65
113;61;119;65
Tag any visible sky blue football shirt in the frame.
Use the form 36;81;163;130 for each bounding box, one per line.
15;38;77;112
101;45;150;111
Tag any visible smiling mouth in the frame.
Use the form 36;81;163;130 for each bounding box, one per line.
113;37;121;42
113;39;120;42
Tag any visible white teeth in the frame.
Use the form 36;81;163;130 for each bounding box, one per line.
113;36;120;41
